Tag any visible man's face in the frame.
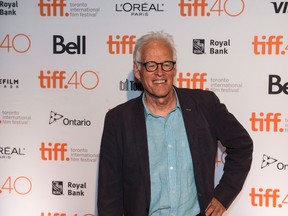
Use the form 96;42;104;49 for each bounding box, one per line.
134;40;176;99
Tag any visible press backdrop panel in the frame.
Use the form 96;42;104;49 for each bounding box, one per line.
0;1;288;215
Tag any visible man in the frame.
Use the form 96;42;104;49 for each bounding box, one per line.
97;31;253;216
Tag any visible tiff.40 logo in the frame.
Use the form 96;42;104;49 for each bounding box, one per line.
252;35;288;55
178;0;245;17
38;70;99;90
250;188;288;208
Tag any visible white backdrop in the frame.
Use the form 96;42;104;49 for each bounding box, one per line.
1;0;288;215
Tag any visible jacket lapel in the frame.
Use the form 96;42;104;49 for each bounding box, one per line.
133;96;151;209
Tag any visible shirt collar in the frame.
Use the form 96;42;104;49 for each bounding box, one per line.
142;87;181;118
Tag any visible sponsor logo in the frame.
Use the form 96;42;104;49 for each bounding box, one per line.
0;146;25;159
53;35;86;54
0;1;18;16
249;187;288;208
252;35;287;55
0;111;32;125
268;74;288;95
119;79;143;91
176;72;208;90
0;176;32;195
115;2;164;16
261;154;288;171
271;1;288;13
176;72;243;93
38;70;99;90
38;0;100;18
39;142;98;163
52;180;87;196
52;181;63;195
193;38;231;55
178;0;245;17
107;35;136;54
0;78;19;88
249;112;285;132
0;34;31;53
38;0;68;17
49;111;91;126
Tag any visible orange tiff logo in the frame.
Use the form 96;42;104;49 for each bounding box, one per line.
40;142;70;161
107;35;136;54
249;112;284;132
249;188;288;208
38;70;99;90
252;35;287;55
176;72;208;90
38;0;69;17
178;0;245;17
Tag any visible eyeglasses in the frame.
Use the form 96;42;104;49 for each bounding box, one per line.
137;61;176;72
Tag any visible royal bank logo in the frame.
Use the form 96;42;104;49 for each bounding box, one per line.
52;181;64;195
49;111;91;126
52;180;87;196
193;39;205;54
0;1;19;16
192;38;231;55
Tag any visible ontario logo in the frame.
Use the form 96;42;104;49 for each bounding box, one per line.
49;111;91;126
261;154;288;171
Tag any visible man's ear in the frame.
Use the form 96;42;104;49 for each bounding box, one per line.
133;63;141;81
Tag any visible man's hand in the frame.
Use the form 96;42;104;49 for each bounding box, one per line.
205;197;226;216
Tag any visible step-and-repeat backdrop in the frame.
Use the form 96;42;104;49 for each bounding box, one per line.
1;0;288;215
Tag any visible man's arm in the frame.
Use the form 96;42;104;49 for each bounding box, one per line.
210;92;253;209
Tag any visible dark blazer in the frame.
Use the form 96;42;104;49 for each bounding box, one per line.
97;87;253;216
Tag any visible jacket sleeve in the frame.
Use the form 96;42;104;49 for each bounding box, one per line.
209;91;253;209
97;111;124;216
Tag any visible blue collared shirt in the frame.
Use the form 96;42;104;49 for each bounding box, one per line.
143;91;200;216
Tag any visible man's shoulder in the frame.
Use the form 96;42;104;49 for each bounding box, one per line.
175;87;216;100
108;95;143;115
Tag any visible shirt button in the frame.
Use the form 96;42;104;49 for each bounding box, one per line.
168;144;172;148
169;166;174;170
171;213;175;216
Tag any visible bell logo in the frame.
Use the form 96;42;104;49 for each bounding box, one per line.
249;112;284;132
107;35;136;54
53;35;86;54
39;142;70;161
268;75;288;94
176;72;208;90
38;0;69;17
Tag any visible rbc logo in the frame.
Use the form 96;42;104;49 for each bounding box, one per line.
53;35;86;54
